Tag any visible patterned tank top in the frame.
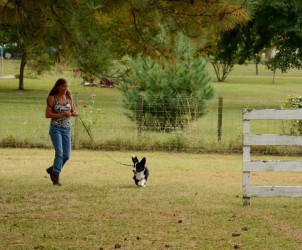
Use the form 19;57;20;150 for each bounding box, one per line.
50;95;72;128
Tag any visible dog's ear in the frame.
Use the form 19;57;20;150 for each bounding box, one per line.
140;157;146;166
132;154;138;164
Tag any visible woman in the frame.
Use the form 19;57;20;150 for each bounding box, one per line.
45;78;78;185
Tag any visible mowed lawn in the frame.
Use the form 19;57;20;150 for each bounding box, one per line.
1;149;302;249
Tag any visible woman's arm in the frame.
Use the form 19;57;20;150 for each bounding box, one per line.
45;96;55;118
70;98;79;116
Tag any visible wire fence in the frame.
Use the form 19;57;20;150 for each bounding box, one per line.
0;93;292;153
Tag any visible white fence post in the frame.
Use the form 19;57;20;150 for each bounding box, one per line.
242;108;302;206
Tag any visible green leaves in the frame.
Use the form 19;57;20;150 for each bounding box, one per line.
119;35;214;131
281;96;302;135
246;0;302;73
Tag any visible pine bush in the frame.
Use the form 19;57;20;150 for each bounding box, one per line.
119;40;214;132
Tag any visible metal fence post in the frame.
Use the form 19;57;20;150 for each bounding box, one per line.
74;92;80;149
137;94;144;135
217;96;223;142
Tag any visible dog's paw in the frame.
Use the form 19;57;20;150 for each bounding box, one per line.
137;180;147;187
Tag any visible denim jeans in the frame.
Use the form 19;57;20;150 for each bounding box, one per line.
49;125;71;175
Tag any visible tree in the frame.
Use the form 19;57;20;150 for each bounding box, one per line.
96;0;253;85
199;26;250;82
0;0;112;90
119;35;214;131
233;0;302;78
108;0;253;57
255;0;302;72
150;0;252;37
0;0;253;90
197;0;302;83
0;1;54;89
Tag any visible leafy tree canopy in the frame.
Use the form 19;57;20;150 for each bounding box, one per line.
233;0;302;73
197;0;302;82
0;0;253;89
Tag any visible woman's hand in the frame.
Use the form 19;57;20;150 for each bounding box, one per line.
61;111;79;118
62;111;71;117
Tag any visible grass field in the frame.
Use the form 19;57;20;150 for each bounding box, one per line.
1;148;302;249
1;62;302;249
1;60;302;151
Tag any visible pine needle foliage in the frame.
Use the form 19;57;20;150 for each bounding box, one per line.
119;35;214;132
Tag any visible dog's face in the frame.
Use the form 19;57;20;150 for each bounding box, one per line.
132;154;146;173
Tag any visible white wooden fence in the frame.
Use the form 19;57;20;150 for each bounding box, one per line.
242;109;302;206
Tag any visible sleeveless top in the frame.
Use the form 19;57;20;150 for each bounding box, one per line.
50;95;72;128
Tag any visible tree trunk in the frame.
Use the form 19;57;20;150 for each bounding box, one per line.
211;61;232;82
272;70;276;84
211;62;222;82
18;50;28;90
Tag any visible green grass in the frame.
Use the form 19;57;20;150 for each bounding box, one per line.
1;62;302;248
1;148;302;249
1;61;302;151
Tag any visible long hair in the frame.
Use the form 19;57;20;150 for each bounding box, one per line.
47;78;72;107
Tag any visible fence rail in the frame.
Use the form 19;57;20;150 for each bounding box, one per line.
242;108;302;206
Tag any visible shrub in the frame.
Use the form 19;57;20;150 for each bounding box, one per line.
281;96;302;135
118;38;214;132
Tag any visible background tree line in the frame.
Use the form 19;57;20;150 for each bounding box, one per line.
203;0;302;83
1;0;302;130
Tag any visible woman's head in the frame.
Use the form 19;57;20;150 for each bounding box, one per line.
48;78;71;97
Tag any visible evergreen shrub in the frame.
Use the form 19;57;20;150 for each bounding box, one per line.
119;49;214;132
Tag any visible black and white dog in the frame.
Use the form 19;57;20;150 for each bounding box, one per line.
132;154;149;187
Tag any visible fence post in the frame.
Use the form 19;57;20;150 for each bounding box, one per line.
137;94;144;135
74;92;80;149
217;96;223;142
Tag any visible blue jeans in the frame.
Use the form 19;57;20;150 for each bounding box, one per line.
49;125;71;175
